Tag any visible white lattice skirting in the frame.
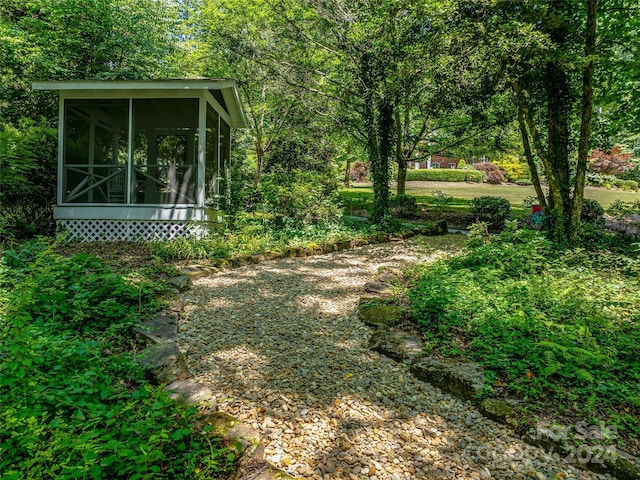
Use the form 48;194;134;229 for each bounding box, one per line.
57;219;208;242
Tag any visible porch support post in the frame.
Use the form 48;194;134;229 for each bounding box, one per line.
197;95;206;208
57;95;64;205
126;98;133;204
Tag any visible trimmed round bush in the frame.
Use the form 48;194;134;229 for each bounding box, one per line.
404;169;484;183
470;196;512;231
390;194;418;218
581;199;605;227
457;159;467;169
623;179;638;190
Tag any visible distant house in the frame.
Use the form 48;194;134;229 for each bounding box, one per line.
413;154;462;169
32;79;248;241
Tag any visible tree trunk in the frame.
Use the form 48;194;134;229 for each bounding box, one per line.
515;103;548;211
394;109;406;195
254;146;264;188
343;155;351;188
373;97;393;223
361;54;392;226
397;163;407;195
570;0;598;239
545;0;572;242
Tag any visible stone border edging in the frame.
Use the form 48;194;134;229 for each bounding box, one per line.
134;310;297;480
358;283;640;480
176;221;448;282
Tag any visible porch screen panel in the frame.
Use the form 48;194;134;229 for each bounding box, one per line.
132;98;198;205
219;120;231;206
205;105;219;206
62;99;129;203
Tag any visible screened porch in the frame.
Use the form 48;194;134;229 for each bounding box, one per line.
33;80;247;241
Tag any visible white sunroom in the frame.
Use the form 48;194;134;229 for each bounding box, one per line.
33;79;248;241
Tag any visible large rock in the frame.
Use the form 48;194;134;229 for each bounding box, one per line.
164;379;213;405
410;357;485;400
206;412;263;459
180;264;220;280
236;457;296;480
369;329;423;362
168;275;191;292
138;341;189;384
364;281;393;295
359;305;403;328
134;312;178;345
480;398;519;427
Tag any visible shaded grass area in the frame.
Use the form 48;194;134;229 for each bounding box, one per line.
342;181;640;211
0;240;236;479
405;227;640;455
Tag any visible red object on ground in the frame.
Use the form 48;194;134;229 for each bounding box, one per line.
532;205;542;215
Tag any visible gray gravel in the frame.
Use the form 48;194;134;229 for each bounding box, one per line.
179;237;607;480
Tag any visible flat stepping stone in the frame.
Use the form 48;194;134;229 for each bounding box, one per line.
364;281;393;295
359;305;403;328
410;357;485;400
165;379;213;405
138;341;189;385
134;312;178;345
368;329;423;362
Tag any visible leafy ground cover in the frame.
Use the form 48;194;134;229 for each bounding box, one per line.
0;240;236;479
405;224;640;455
149;213;390;261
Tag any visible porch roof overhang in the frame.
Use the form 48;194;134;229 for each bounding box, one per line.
32;79;249;129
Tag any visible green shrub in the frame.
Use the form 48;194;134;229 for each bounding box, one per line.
390;194;418;218
607;199;640;219
493;154;530;181
624;179;638;190
613;178;626;188
586;172;617;187
621;163;640;183
515;178;533;186
404;169;484;183
469;196;512;231
261;170;342;225
457;159;467;169
581;198;605;226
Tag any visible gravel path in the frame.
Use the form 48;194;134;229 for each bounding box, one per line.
179;237;606;480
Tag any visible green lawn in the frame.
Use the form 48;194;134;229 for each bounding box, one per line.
343;181;639;209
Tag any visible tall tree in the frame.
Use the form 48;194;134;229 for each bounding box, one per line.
467;0;599;241
0;0;180;124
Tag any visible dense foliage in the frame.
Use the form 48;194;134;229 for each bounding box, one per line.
0;120;57;240
408;225;640;445
0;241;235;479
